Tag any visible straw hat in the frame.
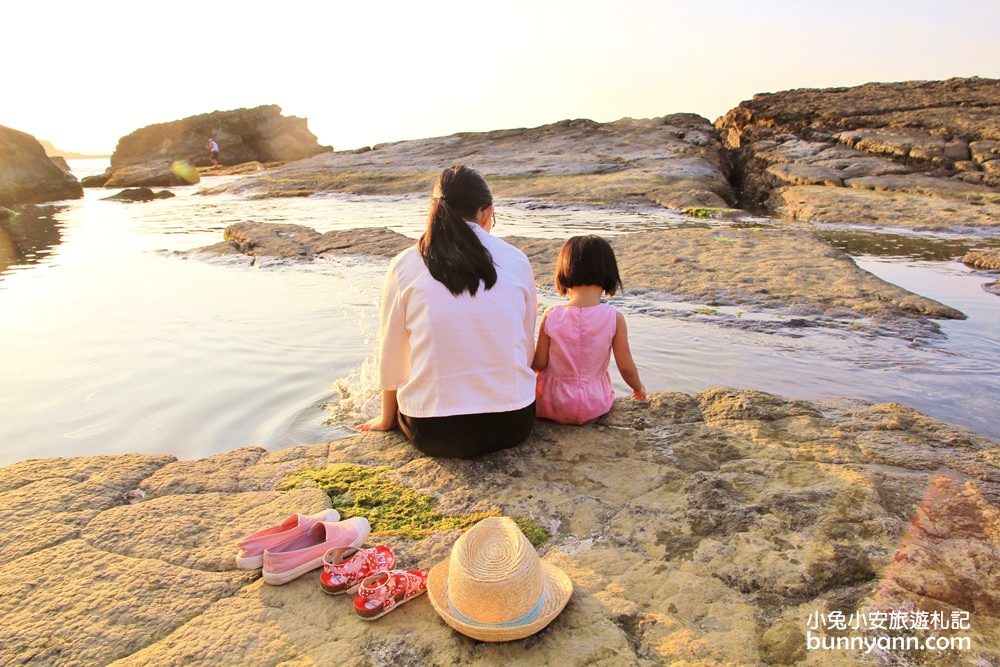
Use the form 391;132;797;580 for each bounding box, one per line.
427;516;573;642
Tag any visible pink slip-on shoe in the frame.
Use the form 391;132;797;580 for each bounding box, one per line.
262;516;371;585
320;545;396;595
353;569;428;620
236;508;340;570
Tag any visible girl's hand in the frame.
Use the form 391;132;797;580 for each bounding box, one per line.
631;384;647;400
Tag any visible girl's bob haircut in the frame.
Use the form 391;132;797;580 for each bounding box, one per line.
554;235;624;297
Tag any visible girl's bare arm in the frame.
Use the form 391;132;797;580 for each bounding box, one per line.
612;311;646;399
531;312;551;372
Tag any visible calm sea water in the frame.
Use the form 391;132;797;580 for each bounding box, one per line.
0;160;997;466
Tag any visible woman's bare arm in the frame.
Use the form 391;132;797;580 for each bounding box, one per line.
357;389;399;431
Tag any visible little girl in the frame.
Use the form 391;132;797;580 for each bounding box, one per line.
532;235;646;424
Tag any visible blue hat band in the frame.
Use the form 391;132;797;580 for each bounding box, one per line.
446;584;547;629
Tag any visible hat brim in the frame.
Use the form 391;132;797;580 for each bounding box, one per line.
427;557;573;642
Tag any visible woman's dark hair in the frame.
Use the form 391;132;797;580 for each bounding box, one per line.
554;235;624;297
418;165;497;296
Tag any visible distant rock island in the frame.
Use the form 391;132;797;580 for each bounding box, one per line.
81;105;331;189
38;140;109;160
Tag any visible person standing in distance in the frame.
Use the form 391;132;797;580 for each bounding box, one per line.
208;137;219;166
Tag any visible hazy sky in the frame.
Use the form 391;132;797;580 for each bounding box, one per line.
5;0;999;154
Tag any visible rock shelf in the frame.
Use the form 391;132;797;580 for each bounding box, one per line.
189;221;966;341
1;390;997;665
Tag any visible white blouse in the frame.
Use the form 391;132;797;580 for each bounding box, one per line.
377;222;537;417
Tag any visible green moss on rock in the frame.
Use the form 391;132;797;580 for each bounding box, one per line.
684;206;740;219
279;463;549;546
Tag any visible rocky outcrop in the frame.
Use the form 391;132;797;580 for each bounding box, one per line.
202;115;736;210
1;389;997;666
84;106;330;188
188;221;965;340
102;187;176;202
82;77;1000;234
194;78;1000;231
192;222;414;261
49;156;71;173
84;161;201;188
963;248;1000;294
0;124;83;207
963;248;1000;271
715;77;1000;230
200;160;274;176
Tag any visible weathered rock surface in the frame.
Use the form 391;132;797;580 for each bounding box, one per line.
963;248;1000;294
188;221;965;339
0;124;83;207
1;389;997;666
49;155;71;173
963;248;1000;271
715;77;1000;230
84;105;330;188
102;187;176;202
202;115;736;210
189;78;1000;234
191;222;414;261
84;160;201;188
199;160;277;177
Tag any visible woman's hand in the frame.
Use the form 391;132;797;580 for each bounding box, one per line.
631;383;647;400
357;414;396;431
356;389;399;432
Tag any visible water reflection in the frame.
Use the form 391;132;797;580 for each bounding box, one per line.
1;169;998;468
816;227;1000;261
0;206;63;275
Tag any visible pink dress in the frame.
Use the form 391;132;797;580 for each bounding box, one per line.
535;303;616;424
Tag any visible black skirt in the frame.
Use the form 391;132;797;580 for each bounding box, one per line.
398;402;535;459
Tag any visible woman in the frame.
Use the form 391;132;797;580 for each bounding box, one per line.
358;165;538;458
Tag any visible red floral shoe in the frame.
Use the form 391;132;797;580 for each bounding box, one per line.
353;569;428;620
320;545;395;595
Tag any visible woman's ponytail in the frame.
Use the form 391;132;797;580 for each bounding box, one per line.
418;165;497;296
